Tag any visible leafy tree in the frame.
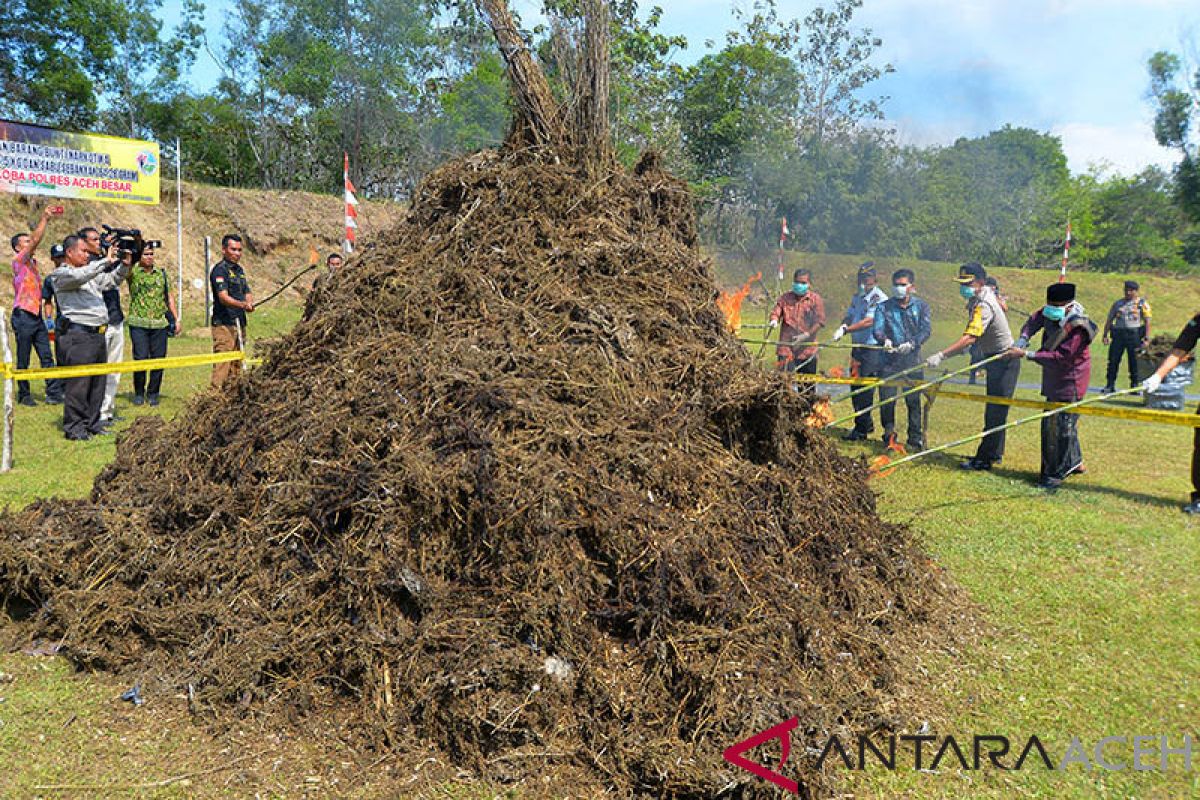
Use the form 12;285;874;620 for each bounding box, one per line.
1148;49;1200;221
0;0;201;132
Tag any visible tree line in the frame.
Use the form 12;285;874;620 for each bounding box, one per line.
2;0;1197;272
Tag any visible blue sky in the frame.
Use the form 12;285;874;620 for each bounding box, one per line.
158;0;1198;175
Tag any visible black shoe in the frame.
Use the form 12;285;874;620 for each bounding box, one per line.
1100;385;1115;395
1037;478;1062;492
1183;500;1200;515
45;396;63;405
18;396;35;407
959;458;994;471
147;395;160;407
906;439;926;452
65;432;91;441
843;429;870;442
89;427;113;436
132;394;145;406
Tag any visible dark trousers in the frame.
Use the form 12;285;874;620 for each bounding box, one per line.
1041;411;1082;481
1192;404;1200;502
975;355;1021;464
11;308;63;401
59;326;107;438
1105;328;1142;388
129;325;169;397
849;348;879;434
879;365;925;446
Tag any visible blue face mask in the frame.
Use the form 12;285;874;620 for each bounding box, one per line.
959;284;976;300
793;282;809;295
1042;304;1066;322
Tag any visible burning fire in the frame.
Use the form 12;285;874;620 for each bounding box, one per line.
717;271;762;332
805;398;834;427
868;454;895;479
826;366;845;379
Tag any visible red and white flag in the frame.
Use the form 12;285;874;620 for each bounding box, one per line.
1059;219;1071;282
344;152;359;254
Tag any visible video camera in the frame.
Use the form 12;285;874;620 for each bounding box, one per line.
100;225;162;263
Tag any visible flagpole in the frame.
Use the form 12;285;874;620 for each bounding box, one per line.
1059;214;1071;283
344;152;358;254
175;137;184;321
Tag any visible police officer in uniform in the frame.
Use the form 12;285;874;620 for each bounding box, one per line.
924;262;1019;471
48;235;129;440
210;233;255;388
1101;280;1151;393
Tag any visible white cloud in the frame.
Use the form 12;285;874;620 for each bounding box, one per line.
1051;121;1180;176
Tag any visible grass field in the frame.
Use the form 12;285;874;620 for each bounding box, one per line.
1;255;1198;797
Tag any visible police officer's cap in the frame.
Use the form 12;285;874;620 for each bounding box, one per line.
50;244;65;260
955;262;986;283
1124;280;1139;291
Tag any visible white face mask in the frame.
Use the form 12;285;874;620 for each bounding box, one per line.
893;284;909;299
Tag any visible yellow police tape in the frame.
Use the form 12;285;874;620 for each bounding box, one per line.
2;351;263;382
795;374;1200;428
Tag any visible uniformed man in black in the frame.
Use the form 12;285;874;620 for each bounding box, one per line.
1143;315;1200;513
210;233;254;388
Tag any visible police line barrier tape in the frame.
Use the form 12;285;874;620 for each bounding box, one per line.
794;374;1200;428
2;351;263;382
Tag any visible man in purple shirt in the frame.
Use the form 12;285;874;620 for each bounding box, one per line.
1007;283;1097;491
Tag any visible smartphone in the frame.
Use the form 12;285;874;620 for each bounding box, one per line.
48;206;65;216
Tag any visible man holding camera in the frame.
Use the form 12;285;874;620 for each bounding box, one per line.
78;226;127;424
9;206;65;406
49;236;130;440
210;233;254;388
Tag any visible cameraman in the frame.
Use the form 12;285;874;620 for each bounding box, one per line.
78;226;126;425
49;236;129;440
209;233;254;388
126;245;179;406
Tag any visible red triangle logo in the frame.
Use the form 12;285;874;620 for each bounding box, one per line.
722;716;800;794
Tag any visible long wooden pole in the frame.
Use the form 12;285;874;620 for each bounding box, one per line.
477;0;561;148
1;309;13;472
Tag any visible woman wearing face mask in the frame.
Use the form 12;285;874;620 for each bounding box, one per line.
768;268;826;373
1007;282;1097;491
925;262;1019;471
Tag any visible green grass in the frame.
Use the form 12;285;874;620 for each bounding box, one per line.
1;303;303;508
2;254;1200;796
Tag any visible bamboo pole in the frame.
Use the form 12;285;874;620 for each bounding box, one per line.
1;309;13;472
878;387;1142;473
825;351;1010;429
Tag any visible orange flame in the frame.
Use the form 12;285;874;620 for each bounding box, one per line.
718;271;762;332
805;398;834;427
868;454;895;479
884;434;907;456
826;366;845;379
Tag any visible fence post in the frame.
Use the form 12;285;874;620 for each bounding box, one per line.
203;235;212;327
1;308;13;473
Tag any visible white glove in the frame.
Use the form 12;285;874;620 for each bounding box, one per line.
768;319;779;329
925;351;944;368
896;341;914;355
1142;374;1163;394
1014;336;1029;350
883;338;895;353
832;324;847;342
